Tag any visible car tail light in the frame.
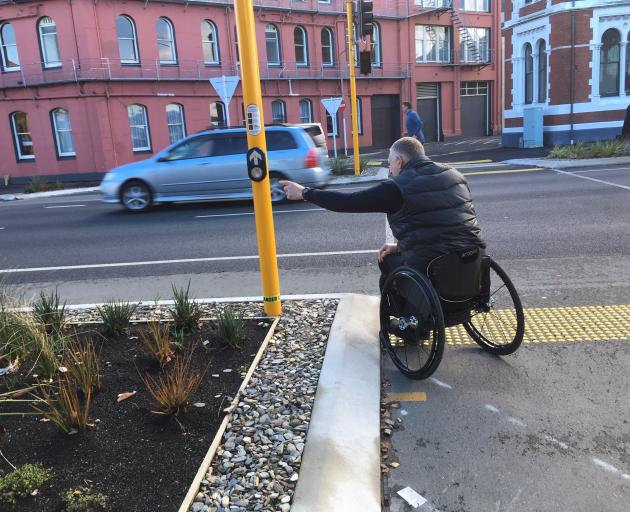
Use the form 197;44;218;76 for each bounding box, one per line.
304;148;319;169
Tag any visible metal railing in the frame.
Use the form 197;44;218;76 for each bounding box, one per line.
414;49;494;66
0;58;410;88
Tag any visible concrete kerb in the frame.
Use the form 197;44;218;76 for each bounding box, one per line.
503;156;630;169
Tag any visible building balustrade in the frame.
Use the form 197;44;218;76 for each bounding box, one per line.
0;58;410;89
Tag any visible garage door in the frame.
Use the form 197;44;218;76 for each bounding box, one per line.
416;83;440;142
370;94;401;148
460;81;489;137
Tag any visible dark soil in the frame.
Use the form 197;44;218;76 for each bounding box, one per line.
0;320;269;511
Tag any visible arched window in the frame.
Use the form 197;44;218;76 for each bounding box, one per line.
524;43;533;105
600;29;621;97
0;23;20;71
38;17;61;68
210;102;226;127
10;112;34;160
371;23;382;67
537;39;547;103
299;99;313;123
201;20;220;64
117;15;139;64
271;100;286;123
356;97;363;135
266;24;281;66
321;28;334;67
294;26;308;66
156;17;177;64
51;108;75;157
166;104;186;144
127;104;151;152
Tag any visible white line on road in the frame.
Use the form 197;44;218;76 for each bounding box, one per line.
572;166;630;173
553;169;630;191
0;249;378;274
429;377;452;389
543;435;569;450
507;417;527;428
43;204;86;209
592;457;630;480
484;404;500;413
0;227;4;230
195;207;324;219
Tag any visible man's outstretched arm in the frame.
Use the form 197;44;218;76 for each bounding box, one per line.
280;180;402;214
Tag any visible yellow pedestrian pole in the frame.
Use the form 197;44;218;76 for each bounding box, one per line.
346;0;361;176
234;0;281;316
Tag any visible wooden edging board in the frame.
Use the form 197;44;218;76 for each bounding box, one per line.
177;316;281;512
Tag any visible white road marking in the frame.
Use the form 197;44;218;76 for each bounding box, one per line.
543;435;569;450
484;404;500;413
507;417;527;428
553;168;630;191
429;377;452;389
592;457;625;475
572;166;630;173
0;249;378;274
43;204;86;209
0;227;4;230
195;207;324;219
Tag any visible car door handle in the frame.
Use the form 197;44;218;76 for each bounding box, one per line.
198;162;211;166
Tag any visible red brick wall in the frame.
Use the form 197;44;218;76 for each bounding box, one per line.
519;1;547;18
504;32;513;110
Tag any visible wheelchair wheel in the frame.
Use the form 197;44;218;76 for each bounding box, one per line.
464;258;525;355
380;267;445;380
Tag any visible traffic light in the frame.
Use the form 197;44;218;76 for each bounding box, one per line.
357;1;374;38
359;50;372;75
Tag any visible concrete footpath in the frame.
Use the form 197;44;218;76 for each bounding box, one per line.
504;155;630;169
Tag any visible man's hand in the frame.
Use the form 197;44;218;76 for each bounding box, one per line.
378;243;398;263
279;180;305;201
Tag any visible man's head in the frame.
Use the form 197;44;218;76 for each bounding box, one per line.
402;101;412;114
388;137;425;177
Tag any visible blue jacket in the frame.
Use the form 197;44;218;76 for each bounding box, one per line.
406;110;425;142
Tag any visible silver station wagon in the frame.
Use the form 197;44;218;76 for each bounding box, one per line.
100;124;330;212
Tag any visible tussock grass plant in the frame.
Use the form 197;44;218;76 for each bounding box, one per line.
63;487;108;512
216;308;244;348
27;324;69;381
141;321;174;367
96;300;138;336
64;339;101;394
170;281;202;332
34;373;93;432
328;156;349;175
0;309;30;366
0;463;53;505
142;346;206;416
33;289;66;334
548;139;630;159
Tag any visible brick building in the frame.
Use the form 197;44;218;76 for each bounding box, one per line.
502;0;630;147
0;0;501;182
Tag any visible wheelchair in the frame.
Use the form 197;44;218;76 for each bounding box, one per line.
379;248;525;380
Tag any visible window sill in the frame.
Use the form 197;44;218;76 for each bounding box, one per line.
204;62;221;67
43;64;63;70
132;149;153;154
57;154;77;160
2;68;21;74
159;62;179;67
121;62;141;67
17;157;36;163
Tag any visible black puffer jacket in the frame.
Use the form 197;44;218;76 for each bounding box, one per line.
387;156;485;270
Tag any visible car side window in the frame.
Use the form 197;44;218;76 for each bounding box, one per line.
211;133;248;156
266;130;298;151
167;136;214;160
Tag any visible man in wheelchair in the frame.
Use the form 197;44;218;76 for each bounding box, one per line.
280;136;486;285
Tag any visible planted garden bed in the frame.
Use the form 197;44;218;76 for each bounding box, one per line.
0;290;272;511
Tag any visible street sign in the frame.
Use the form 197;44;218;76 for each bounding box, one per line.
321;97;343;116
247;147;267;182
339;100;347;113
209;75;240;126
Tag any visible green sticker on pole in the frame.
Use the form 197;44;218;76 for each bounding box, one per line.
247;147;267;182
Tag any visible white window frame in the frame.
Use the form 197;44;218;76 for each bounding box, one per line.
127;104;151;152
38;17;61;68
271;100;286;123
460;0;490;13
415;25;451;63
117;15;140;64
202;20;220;65
51;108;75;157
210;101;227;127
166;103;186;144
299;99;313;123
371;23;382;67
157;17;177;65
294;26;308;67
356;97;363;135
10;112;35;161
266;24;281;66
0;22;20;71
537;39;548;103
461;27;490;63
321;27;335;67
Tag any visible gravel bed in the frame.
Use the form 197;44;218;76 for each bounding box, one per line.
188;299;338;512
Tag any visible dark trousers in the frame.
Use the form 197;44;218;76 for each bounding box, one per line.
378;252;405;292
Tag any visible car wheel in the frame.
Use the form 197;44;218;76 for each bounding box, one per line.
121;180;152;212
269;173;287;204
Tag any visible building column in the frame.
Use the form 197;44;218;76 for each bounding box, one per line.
591;43;602;99
620;41;628;96
532;51;540;104
512;56;523;107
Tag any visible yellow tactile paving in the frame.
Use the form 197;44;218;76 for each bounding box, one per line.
444;304;630;346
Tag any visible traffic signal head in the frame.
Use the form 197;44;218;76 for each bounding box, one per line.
359;50;372;75
358;1;374;38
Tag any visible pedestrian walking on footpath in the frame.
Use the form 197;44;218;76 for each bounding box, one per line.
403;102;425;143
